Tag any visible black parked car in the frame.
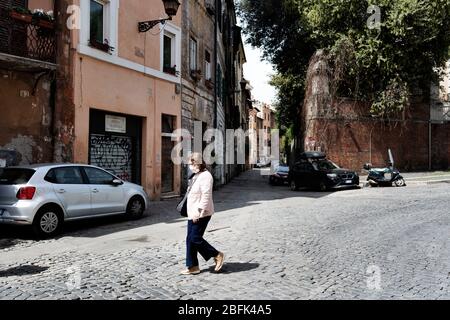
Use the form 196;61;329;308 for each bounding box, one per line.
269;165;290;185
289;152;360;191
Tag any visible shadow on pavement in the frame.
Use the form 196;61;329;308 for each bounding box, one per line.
0;265;49;277
204;262;260;274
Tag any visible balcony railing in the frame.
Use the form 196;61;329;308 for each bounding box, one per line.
0;8;56;64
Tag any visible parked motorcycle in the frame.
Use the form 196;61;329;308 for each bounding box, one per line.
363;149;406;187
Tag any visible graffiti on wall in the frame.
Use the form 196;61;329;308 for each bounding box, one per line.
89;134;133;182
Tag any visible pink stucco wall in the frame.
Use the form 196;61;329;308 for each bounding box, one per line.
28;0;53;11
70;0;183;199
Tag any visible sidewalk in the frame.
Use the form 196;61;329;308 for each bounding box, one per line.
360;170;450;187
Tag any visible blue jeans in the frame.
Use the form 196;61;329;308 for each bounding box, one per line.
186;216;219;268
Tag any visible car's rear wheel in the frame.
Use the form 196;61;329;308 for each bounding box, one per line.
32;206;63;239
126;196;145;220
290;180;299;191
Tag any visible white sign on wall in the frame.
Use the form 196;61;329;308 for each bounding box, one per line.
105;115;126;133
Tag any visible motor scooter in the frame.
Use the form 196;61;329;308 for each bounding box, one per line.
363;149;406;187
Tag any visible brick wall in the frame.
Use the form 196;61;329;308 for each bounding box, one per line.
304;99;450;172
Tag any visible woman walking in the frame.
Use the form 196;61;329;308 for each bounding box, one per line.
181;153;224;275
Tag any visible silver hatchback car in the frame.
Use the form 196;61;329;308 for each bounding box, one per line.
0;164;150;238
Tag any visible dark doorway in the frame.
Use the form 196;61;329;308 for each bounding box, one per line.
89;109;142;185
161;114;176;194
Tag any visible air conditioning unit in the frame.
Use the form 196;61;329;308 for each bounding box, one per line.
205;0;215;16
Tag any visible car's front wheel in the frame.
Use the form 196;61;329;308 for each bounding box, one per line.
318;181;328;192
126;196;145;220
32;206;63;239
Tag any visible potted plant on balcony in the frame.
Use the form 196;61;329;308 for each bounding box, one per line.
205;78;214;89
9;7;33;23
163;65;178;76
190;69;202;81
89;37;115;54
32;9;55;29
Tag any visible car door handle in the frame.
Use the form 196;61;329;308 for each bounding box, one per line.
92;189;99;193
57;189;66;194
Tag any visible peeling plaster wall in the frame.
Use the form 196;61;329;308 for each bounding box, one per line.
0;70;53;165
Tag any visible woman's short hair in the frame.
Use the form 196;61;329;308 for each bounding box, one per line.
189;152;207;172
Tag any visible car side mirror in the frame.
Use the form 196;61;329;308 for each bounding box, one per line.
111;179;124;186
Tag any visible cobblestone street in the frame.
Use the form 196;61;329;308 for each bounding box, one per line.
0;169;449;300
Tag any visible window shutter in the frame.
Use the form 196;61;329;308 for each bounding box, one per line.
0;0;28;55
0;0;28;10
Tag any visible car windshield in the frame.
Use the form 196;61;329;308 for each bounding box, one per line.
0;168;36;185
311;160;339;171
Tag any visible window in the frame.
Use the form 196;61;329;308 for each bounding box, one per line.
83;167;115;185
80;0;118;54
218;0;223;32
45;167;84;185
162;114;175;134
205;50;211;80
90;0;105;43
189;38;198;71
0;169;35;185
163;35;172;68
217;64;222;98
163;32;176;74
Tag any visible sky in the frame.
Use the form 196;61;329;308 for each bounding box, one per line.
242;40;277;105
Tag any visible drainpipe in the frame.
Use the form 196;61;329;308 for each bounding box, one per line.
369;127;372;164
212;0;219;188
213;0;218;131
429;120;432;171
429;97;432;171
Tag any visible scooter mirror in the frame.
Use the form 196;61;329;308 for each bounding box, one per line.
388;149;394;167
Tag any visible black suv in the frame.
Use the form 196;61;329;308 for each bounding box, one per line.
289;152;360;191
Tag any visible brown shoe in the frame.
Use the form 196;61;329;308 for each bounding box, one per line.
214;252;225;272
180;266;201;275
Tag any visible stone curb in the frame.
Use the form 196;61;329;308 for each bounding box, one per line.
360;179;450;188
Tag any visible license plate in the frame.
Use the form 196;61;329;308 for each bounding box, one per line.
346;180;353;184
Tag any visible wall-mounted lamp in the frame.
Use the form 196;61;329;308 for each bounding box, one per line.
138;0;180;33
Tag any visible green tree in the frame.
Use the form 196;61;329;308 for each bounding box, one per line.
238;0;450;125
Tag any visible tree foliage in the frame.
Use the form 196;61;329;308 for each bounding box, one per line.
238;0;450;127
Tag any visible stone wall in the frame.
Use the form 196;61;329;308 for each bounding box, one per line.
305;105;450;171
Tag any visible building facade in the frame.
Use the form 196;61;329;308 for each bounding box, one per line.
1;0;251;199
180;0;249;191
248;101;276;165
180;0;215;192
73;0;183;200
0;0;58;167
0;0;184;200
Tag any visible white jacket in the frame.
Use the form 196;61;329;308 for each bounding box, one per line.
187;170;215;220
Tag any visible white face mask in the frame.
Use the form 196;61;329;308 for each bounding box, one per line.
189;165;200;173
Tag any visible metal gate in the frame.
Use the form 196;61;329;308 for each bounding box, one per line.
89;134;134;182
